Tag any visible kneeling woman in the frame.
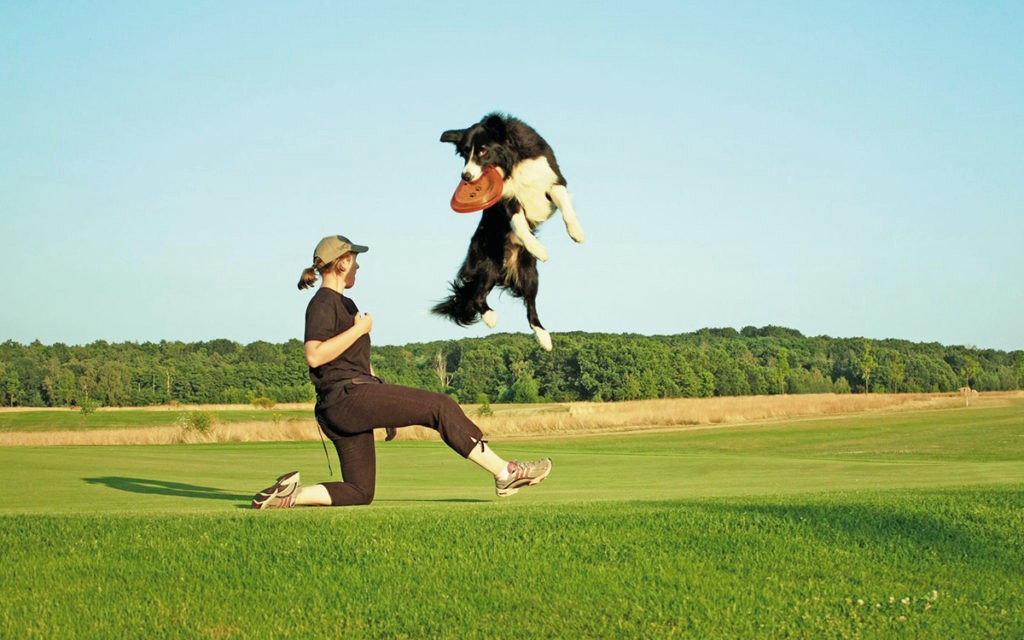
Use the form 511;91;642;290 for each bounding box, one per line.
252;234;551;508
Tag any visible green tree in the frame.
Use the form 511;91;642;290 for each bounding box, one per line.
450;345;506;402
706;346;750;396
774;348;791;394
859;340;877;393
505;361;540;403
959;355;981;390
3;366;24;406
0;329;1019;407
873;348;907;393
97;361;132;406
0;361;14;406
797;368;835;394
41;358;77;406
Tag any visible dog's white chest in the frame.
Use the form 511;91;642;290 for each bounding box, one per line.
502;157;558;223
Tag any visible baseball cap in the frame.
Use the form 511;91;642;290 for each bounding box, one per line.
314;235;369;264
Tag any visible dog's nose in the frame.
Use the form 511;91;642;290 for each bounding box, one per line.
461;172;474;182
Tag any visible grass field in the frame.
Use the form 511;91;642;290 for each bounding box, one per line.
1;395;1021;638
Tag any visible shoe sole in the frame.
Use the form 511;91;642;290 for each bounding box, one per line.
496;461;551;498
252;471;301;509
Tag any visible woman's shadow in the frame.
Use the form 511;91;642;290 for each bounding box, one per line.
83;477;491;507
83;476;250;503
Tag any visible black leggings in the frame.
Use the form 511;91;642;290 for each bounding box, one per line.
314;383;485;506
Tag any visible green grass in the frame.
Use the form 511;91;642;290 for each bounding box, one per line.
1;399;1022;638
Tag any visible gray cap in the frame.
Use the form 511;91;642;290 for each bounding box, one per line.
314;235;368;264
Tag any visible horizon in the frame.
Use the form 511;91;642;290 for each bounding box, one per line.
3;324;1018;353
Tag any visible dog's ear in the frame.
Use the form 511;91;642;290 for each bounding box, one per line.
482;115;508;141
440;129;463;144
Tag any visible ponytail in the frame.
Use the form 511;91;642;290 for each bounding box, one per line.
298;254;349;290
297;266;318;290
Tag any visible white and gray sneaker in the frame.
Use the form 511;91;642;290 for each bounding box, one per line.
251;471;301;509
495;458;552;497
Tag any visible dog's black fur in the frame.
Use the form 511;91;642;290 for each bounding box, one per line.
433;113;584;351
431;199;540;325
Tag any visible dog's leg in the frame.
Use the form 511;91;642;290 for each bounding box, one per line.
470;256;503;329
532;325;552;351
527;304;552;351
513;253;552;351
510;211;549;262
471;278;499;328
548;184;584;244
436;225;503;327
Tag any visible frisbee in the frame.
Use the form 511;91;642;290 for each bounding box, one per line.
450;165;503;213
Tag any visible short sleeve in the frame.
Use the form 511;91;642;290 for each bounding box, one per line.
305;291;352;343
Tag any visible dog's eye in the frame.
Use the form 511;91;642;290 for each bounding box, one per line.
477;148;488;158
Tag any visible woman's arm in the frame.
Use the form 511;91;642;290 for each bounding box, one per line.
304;312;373;368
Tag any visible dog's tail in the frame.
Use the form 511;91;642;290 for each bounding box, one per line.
431;284;479;326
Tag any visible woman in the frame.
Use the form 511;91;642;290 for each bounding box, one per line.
252;234;552;509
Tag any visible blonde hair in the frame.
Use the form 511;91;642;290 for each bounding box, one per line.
297;253;353;290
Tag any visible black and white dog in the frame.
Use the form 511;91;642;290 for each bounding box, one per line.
432;113;584;351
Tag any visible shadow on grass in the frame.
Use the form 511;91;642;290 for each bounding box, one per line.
377;498;491;504
83;476;250;502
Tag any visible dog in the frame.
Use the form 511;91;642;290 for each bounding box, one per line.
432;113;584;351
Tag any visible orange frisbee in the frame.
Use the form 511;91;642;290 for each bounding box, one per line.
450;165;504;213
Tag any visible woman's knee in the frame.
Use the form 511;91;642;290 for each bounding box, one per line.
341;479;375;506
323;481;375;506
354;485;375;505
434;392;464;416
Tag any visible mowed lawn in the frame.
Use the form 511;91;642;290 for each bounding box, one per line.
1;397;1022;638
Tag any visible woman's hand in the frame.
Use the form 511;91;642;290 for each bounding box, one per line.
304;312;374;368
353;311;373;336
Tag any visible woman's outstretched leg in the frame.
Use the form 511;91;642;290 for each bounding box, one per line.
331;384;552;496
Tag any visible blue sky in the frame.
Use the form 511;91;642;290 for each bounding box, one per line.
2;2;1022;351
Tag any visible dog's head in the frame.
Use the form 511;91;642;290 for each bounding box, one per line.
440;114;513;182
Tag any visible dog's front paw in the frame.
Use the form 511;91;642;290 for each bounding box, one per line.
525;240;549;262
566;220;585;244
481;310;497;328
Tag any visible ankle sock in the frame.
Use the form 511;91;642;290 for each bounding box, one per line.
497;462;513;481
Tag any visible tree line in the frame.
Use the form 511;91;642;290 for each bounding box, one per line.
0;327;1021;408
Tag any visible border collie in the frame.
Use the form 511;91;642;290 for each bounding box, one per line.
432;113;584;351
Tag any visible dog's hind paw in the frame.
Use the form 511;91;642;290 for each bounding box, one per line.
481;310;497;328
532;326;552;351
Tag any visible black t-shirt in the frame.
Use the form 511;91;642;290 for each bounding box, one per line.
304;288;371;396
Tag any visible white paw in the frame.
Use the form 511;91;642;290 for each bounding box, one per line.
532;326;552;351
566;220;585;244
525;239;549;262
481;310;497;328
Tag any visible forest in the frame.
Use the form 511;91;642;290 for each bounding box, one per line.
0;326;1021;408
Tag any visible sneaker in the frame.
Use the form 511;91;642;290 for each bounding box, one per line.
251;471;301;509
495;458;552;497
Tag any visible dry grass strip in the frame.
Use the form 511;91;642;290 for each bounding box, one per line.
1;392;1010;447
